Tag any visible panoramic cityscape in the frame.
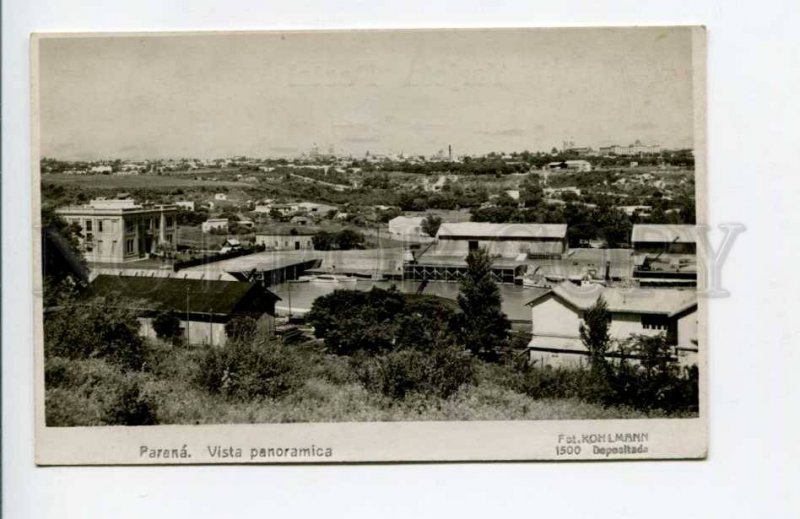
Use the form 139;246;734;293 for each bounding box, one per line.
38;29;700;427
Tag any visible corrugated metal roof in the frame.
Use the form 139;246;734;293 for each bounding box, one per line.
437;222;567;239
87;274;279;315
631;224;697;243
527;283;696;317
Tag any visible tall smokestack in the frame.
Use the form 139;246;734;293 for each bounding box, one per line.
448;145;452;161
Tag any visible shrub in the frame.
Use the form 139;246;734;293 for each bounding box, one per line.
307;288;405;355
104;374;159;425
507;334;699;414
44;296;146;370
197;340;303;400
44;357;160;426
307;288;459;356
607;335;699;413
355;345;475;400
224;315;259;343
509;360;598;401
152;311;183;343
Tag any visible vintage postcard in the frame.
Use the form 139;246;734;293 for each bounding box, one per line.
33;27;707;464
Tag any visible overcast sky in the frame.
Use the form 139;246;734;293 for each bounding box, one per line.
38;27;697;160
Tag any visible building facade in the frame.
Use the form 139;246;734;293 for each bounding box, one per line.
545;160;592;172
255;232;314;251
433;222;568;259
526;284;698;368
88;274;280;347
202;218;229;233
387;215;432;242
599;140;661;156
56;199;178;263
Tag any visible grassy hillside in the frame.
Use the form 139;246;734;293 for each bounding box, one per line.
45;339;687;426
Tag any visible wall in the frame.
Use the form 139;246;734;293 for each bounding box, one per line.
139;313;275;347
139;317;227;346
677;309;699;350
528;298;698;367
255;234;314;250
530;295;582;338
609;312;663;341
432;238;564;258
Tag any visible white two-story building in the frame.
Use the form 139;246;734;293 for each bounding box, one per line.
526;283;698;368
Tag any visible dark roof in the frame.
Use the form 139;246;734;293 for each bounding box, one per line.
87;275;280;316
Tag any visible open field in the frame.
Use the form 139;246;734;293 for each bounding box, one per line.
42;173;253;189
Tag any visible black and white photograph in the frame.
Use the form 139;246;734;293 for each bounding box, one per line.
33;27;707;463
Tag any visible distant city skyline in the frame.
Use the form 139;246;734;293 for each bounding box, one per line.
38;28;697;161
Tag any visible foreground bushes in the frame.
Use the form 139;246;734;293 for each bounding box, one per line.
503;343;699;414
44;297;146;370
45;356;158;426
352;345;475;399
197;339;302;400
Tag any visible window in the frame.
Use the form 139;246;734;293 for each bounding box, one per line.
468;240;479;251
85;232;93;242
111;240;117;254
641;315;669;330
85;219;93;232
166;216;174;228
126;239;134;254
98;220;104;232
125;219;135;233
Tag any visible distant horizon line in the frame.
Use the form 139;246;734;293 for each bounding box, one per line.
41;145;694;163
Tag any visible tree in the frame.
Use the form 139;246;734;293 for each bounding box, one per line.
456;248;511;359
224;315;259;343
335;229;365;250
420;214;442;238
520;174;544;208
578;295;614;401
152;311;183;343
269;208;285;221
44;296;146;370
579;295;611;369
307;287;405;355
312;230;335;250
41;206;88;306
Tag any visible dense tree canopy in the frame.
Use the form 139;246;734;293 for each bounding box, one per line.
306;287;459;356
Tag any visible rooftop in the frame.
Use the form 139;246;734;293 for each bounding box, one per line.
527;283;697;317
87;274;280;316
436;222;567;240
631;224;697;244
57;198;177;215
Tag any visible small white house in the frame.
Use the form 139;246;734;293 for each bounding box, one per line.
214;193;228;201
255;231;314;251
220;238;243;254
526;284;698;368
387;215;431;242
545;160;592;172
202;218;229;233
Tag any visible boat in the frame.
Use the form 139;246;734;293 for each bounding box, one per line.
292;275;316;283
307;274;359;284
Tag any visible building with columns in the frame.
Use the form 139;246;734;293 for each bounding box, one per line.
56;198;178;263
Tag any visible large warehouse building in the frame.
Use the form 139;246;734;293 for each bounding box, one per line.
432;222;568;259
